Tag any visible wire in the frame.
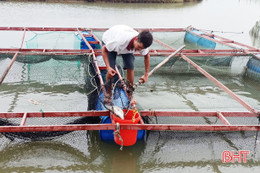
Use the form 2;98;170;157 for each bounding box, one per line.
199;29;244;35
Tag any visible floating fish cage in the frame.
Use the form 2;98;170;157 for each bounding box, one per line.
0;26;259;147
246;54;260;82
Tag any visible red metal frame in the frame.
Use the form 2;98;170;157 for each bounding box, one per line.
0;28;26;84
188;28;258;50
0;111;259;132
0;26;259;133
180;54;259;115
1;48;259;58
0;26;186;32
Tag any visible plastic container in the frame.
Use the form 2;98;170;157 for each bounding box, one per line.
246;55;260;82
184;30;216;49
113;109;141;146
97;90;146;143
99;116;115;142
76;31;96;49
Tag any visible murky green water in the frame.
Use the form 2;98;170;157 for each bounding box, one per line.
0;0;260;172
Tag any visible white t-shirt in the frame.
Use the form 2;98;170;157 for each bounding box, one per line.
102;25;149;56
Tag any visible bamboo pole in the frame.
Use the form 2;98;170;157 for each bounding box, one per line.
76;28;106;94
133;45;185;89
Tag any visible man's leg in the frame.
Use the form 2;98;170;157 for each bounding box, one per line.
122;53;135;85
126;68;137;106
122;54;137;106
105;51;117;104
126;69;134;85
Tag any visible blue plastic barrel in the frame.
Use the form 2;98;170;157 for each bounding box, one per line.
76;31;96;49
246;55;260;82
184;30;216;49
247;56;260;73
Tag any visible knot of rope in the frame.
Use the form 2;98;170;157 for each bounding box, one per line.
114;122;124;150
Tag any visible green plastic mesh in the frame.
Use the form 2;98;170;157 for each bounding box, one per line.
26;31;81;49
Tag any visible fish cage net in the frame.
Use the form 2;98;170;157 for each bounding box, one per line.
0;30;82;49
0;56;100;140
0;30;99;140
132;55;250;78
0;30;258;141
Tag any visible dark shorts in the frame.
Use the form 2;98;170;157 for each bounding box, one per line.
108;51;135;70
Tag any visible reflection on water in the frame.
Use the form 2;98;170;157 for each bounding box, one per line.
0;131;259;173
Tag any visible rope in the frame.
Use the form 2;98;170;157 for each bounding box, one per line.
113;123;124;150
199;29;244;34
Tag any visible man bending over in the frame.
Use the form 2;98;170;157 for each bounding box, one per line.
102;25;153;106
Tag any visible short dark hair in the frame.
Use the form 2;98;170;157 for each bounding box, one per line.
138;30;153;48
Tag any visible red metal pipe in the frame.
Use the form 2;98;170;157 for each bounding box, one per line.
180;54;259;116
0;111;109;118
1;48;256;57
0;27;186;32
217;111;231;125
189;28;260;51
20;112;28;126
120;124;260;131
0;28;26;84
206;32;258;50
0;48;93;53
0;124;115;133
140;111;258;117
0;111;257;119
0;123;259;133
153;38;175;50
0;27;84;32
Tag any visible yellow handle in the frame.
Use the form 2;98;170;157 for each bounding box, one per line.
132;109;138;123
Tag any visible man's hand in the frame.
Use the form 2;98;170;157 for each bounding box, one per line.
130;97;137;107
107;67;116;78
